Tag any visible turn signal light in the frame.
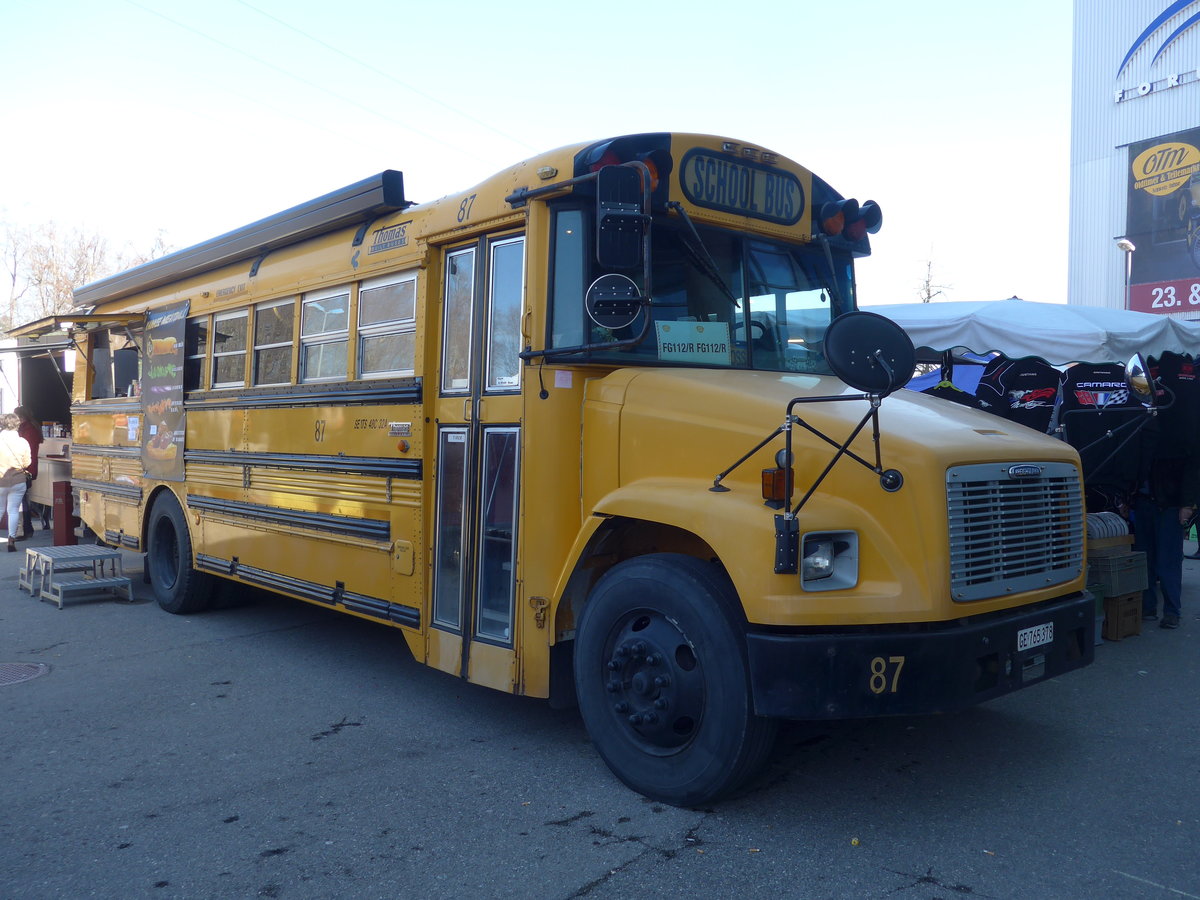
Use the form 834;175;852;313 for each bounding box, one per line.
761;467;792;504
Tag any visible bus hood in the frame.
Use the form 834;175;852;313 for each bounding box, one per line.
581;366;1085;626
590;366;1080;491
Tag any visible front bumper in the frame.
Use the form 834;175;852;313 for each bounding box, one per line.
746;592;1094;719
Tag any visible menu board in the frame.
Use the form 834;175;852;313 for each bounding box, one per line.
142;301;188;481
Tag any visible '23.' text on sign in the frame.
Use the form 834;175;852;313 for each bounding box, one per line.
1129;279;1200;314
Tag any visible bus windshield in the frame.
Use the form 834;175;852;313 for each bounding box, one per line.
550;209;856;374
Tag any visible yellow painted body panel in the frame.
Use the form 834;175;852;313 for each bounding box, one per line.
581;367;1085;627
468;640;518;693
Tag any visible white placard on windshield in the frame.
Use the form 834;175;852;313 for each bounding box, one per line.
655;321;731;365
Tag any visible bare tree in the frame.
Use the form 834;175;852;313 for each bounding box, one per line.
918;257;950;303
2;223;31;329
24;225;110;320
1;222;169;331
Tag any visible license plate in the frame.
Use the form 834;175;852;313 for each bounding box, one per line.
1017;621;1053;652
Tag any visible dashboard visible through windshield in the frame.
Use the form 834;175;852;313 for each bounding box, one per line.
548;208;855;374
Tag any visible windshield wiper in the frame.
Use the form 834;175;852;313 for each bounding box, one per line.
666;201;740;307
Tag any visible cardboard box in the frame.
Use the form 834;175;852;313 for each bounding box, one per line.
1102;591;1142;641
1087;534;1134;558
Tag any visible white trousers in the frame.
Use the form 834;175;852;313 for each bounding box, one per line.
0;481;27;539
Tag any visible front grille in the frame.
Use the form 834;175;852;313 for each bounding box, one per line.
947;462;1084;602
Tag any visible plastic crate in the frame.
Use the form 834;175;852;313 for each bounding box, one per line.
1087;551;1147;598
1102;591;1142;641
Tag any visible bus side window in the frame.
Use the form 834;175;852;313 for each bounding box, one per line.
211;311;248;388
358;273;417;379
301;287;350;383
253;299;295;386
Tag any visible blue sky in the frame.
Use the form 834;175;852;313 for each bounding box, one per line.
0;0;1073;306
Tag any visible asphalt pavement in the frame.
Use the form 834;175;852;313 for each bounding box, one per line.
2;527;1199;900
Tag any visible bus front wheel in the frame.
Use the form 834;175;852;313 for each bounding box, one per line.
574;553;777;806
146;493;214;615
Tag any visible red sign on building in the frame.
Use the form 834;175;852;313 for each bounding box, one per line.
1128;276;1200;315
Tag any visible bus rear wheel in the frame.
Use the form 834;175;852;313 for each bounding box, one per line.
146;492;214;615
574;553;777;806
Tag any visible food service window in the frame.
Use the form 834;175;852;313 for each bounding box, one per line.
211;310;249;388
254;298;295;386
301;286;350;382
357;272;416;378
87;327;143;399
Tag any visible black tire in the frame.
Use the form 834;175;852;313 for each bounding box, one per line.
146;492;214;615
574;553;777;806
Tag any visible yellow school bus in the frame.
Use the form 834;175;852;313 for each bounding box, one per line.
22;133;1092;805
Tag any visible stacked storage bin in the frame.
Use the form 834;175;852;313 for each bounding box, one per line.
1086;513;1147;641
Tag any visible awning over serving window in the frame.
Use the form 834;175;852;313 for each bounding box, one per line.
6;312;146;340
11;336;72;357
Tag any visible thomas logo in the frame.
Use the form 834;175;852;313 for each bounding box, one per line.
368;222;410;255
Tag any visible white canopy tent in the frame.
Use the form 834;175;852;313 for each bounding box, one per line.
864;298;1200;365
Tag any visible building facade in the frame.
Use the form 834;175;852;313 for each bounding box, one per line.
1070;1;1200;316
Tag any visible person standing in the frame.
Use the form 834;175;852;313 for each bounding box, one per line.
14;406;42;537
1134;352;1200;630
0;413;32;553
1133;466;1196;629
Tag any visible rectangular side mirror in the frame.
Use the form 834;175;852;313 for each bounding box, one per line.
595;165;645;269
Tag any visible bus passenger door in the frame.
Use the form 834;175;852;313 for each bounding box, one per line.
429;235;525;692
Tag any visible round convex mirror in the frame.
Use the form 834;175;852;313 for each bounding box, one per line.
823;311;916;396
1125;353;1155;407
585;273;644;330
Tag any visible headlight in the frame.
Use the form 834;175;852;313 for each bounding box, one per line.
800;531;859;592
801;540;836;581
